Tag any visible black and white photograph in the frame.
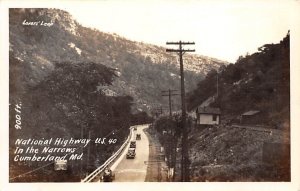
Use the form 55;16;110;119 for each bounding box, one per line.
1;0;300;190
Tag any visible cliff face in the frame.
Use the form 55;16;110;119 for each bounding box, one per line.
9;8;227;113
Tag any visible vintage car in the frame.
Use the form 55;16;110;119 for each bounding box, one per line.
136;134;141;140
126;148;136;159
130;141;136;148
101;168;115;182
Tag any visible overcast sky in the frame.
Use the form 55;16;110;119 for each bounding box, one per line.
59;0;297;63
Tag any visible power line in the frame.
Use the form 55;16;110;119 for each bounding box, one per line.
166;41;195;182
9;161;53;181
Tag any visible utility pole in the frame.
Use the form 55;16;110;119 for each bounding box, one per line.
166;41;195;182
162;89;179;118
217;72;219;99
153;106;165;117
80;126;83;178
86;130;91;170
162;89;179;181
158;106;163;115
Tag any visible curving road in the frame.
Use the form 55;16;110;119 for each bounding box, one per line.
110;124;150;182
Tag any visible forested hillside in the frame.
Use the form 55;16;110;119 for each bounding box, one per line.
9;53;134;181
187;33;290;128
184;33;290;181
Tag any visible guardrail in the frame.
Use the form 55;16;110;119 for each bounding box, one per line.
82;127;133;182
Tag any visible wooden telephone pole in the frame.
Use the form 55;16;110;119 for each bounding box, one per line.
162;89;179;118
153;106;164;118
166;41;195;182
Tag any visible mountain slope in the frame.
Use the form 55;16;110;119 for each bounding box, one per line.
9;8;227;181
189;125;290;181
9;55;134;181
185;33;290;181
187;33;290;127
9;8;226;113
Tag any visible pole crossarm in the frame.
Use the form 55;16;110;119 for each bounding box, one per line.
166;49;195;52
162;90;179;93
161;94;179;96
166;42;195;45
162;93;179;96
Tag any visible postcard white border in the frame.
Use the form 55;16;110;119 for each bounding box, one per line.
1;0;299;191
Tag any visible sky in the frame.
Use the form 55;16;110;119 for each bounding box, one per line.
56;0;298;63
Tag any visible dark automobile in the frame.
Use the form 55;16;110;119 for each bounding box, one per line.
101;168;115;182
130;141;136;148
126;148;136;159
136;134;141;140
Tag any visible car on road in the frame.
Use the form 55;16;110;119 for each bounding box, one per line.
101;168;115;182
136;134;141;140
130;141;136;148
126;148;136;159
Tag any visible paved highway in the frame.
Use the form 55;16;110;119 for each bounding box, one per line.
110;124;150;182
